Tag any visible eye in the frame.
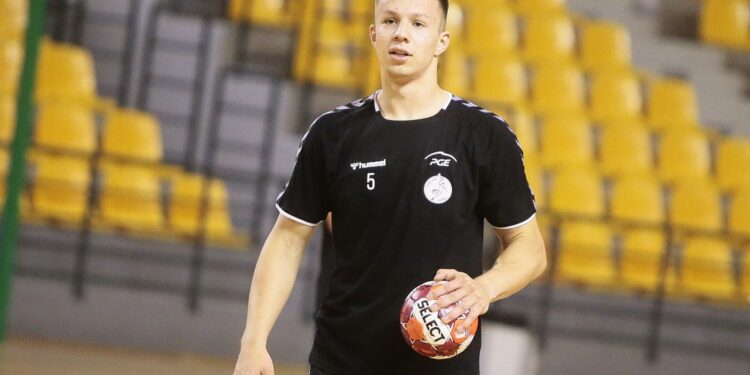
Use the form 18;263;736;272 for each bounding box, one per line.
414;21;426;27
384;18;397;25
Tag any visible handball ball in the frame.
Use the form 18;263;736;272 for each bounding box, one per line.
399;281;478;359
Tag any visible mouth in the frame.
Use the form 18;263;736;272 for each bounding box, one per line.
389;48;412;57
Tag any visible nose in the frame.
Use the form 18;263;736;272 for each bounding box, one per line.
393;23;409;42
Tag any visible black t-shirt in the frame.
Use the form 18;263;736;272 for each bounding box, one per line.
276;92;537;374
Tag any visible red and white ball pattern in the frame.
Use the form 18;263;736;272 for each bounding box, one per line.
400;281;478;359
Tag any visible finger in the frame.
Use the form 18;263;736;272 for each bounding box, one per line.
441;302;469;324
460;307;481;331
431;287;469;311
429;276;466;299
434;268;457;281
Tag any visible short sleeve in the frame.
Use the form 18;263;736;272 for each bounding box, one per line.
477;122;537;229
275;115;330;226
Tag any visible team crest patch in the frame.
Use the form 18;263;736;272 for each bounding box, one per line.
423;173;452;204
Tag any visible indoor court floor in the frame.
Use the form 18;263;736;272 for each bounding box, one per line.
0;336;308;375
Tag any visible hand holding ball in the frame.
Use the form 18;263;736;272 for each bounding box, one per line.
399;281;478;359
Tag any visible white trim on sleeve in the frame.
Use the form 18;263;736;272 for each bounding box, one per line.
276;203;322;227
491;212;537;230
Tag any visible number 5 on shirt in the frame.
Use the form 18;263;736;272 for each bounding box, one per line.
367;173;375;191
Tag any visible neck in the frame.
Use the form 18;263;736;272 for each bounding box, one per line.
377;63;448;121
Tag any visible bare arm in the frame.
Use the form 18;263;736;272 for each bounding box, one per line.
431;217;547;330
234;214;318;374
476;217;547;302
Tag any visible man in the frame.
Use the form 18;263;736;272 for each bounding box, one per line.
234;0;547;373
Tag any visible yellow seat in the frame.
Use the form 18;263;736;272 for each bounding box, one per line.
473;56;528;107
100;164;163;231
549;168;604;218
0;0;28;41
680;236;736;300
579;20;631;72
657;129;711;183
445;2;466;47
465;5;519;56
35;102;96;156
312;48;356;89
599;123;654;177
611;175;665;225
589;70;643;122
103;109;163;163
522;12;576;64
439;46;470;97
670;179;722;233
36;39;97;104
169;174;233;238
227;0;294;27
558;221;615;286
742;251;750;298
0;39;22;95
621;229;667;292
0;149;7;201
540;114;593;168
32;155;91;223
515;0;566;14
647;79;699;130
729;188;750;237
531;63;585;115
716;137;750;192
0;95;15;144
699;0;750;50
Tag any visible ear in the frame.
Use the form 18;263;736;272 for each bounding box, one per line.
435;30;451;57
370;24;377;46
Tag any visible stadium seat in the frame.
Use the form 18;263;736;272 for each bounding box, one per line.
611;175;665;225
464;5;519;56
473;56;528;107
539;113;593;168
36;39;97;104
716;137;750;192
729;188;750;237
557;221;615;286
100;164;163;231
599;123;654;176
742;252;750;298
440;46;471;97
227;0;294;27
169;173;232;238
647;79;699;130
620;229;667;292
0;95;14;144
515;0;566;14
579;20;632;72
657;129;711;183
679;236;736;300
102;109;163;163
0;149;7;201
522;12;576;64
549;168;604;218
35;102;96;156
531;63;585;115
589;70;643;122
0;39;22;95
0;0;28;41
32;155;91;223
670;179;722;233
312;48;356;89
699;0;750;50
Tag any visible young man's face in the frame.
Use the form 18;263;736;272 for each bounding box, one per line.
370;0;450;81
